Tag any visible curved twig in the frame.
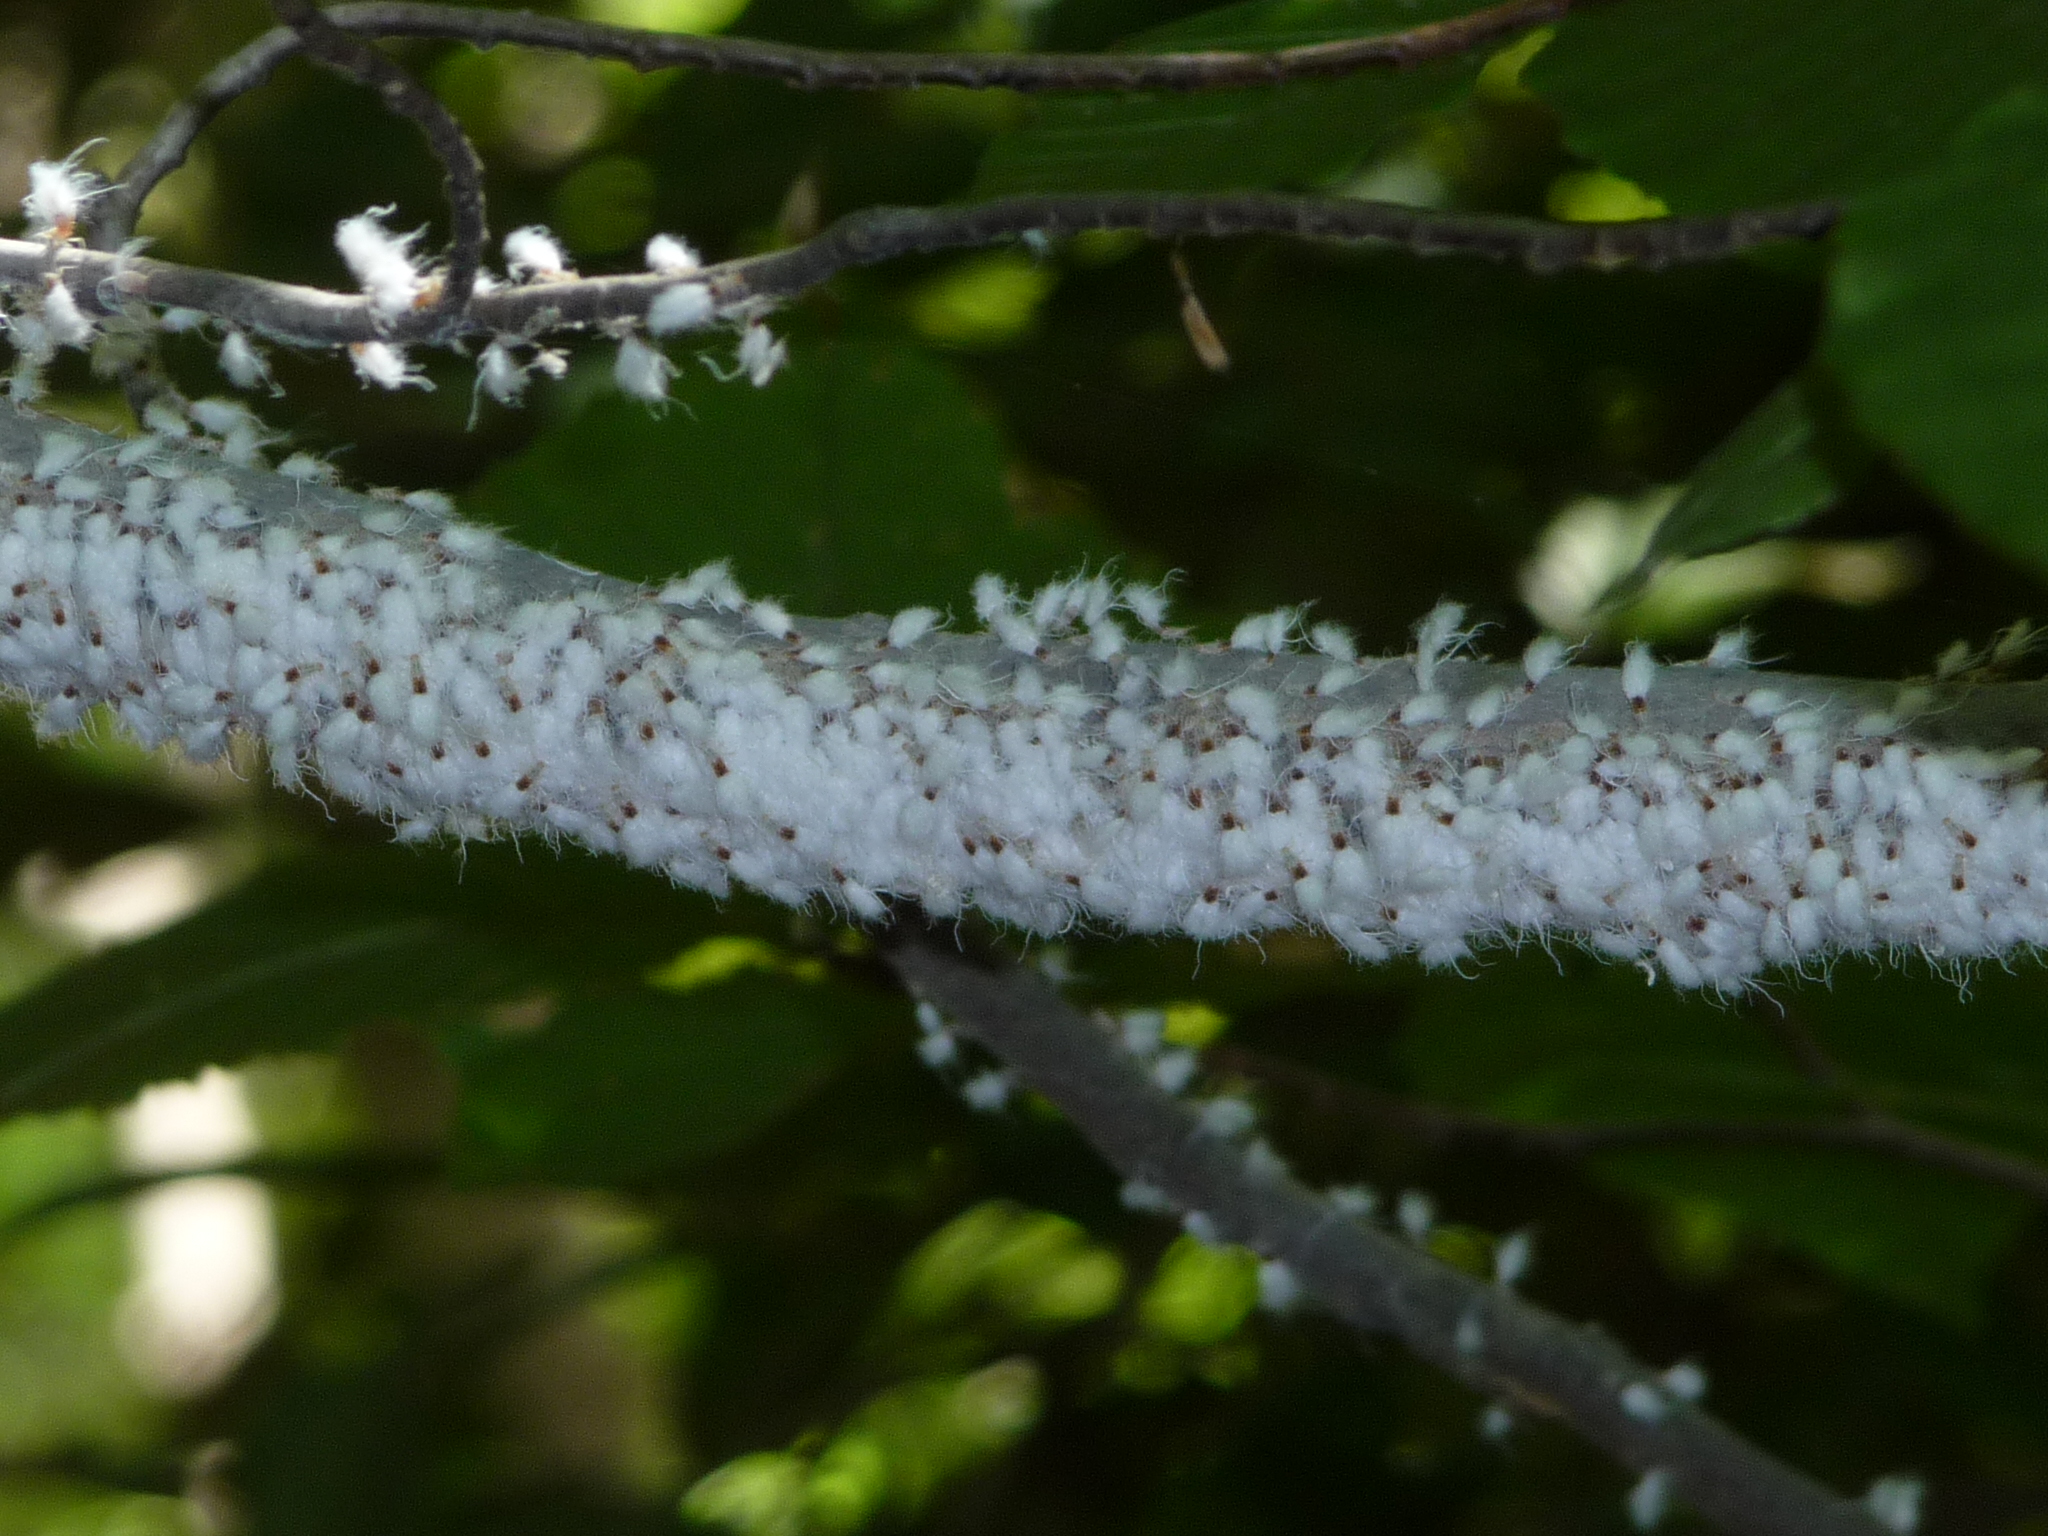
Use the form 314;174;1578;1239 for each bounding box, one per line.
264;0;487;335
1213;1044;2048;1206
887;938;1886;1536
37;192;1839;351
91;0;1565;247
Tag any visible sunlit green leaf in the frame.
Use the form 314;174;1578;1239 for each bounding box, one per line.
1631;374;1855;577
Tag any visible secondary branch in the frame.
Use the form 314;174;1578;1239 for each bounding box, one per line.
91;0;1566;246
886;938;1887;1536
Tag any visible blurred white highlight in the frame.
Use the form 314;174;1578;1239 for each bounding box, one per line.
115;1068;279;1396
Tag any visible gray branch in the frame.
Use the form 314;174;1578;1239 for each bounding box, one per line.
886;939;1888;1536
11;194;1836;352
90;0;1566;248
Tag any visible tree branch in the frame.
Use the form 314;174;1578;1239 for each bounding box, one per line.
886;938;1886;1536
33;193;1839;352
0;400;2039;988
264;0;487;335
89;0;1566;247
1212;1044;2048;1206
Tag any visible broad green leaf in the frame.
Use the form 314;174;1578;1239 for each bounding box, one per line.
1825;93;2048;578
1632;375;1853;575
0;870;522;1117
1403;959;2042;1324
973;0;1498;197
0;844;739;1115
1529;0;2048;211
447;974;875;1185
462;337;1121;614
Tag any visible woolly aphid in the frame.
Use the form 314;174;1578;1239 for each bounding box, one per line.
645;233;702;276
503;225;572;283
335;208;426;318
21;145;105;241
349;341;431;391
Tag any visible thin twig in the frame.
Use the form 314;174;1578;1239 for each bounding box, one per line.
887;938;1885;1536
264;0;487;334
90;0;1565;247
1213;1043;2048;1207
0;1150;442;1248
37;193;1839;352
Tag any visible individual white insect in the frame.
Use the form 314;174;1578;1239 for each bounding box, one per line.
348;341;432;391
1477;1403;1514;1443
1523;633;1571;687
1256;1259;1301;1313
502;225;572;282
960;1069;1012;1112
1621;641;1657;708
887;607;942;648
1119;1180;1173;1213
647;282;715;336
22;144;103;240
475;337;530;409
1493;1229;1533;1288
218;329;277;394
1396;1189;1435;1242
645;233;702;275
736;321;788;388
1309;621;1357;664
1230;607;1296;654
1627;1468;1672;1532
39;277;94;349
334;208;425;317
1619;1382;1667;1423
614;335;675;406
1454;1309;1484;1357
1196;1095;1257;1138
1413;602;1467;692
1703;627;1754;668
1659;1359;1707;1404
1151;1048;1198;1095
1863;1475;1924;1535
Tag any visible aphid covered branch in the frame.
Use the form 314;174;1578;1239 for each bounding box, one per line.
0;402;2044;993
264;0;488;337
886;938;1892;1536
1;192;1837;357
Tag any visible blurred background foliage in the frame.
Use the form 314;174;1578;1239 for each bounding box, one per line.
0;0;2046;1531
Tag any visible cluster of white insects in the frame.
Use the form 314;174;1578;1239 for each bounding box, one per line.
3;152;781;409
916;985;1922;1533
2;150;2046;1003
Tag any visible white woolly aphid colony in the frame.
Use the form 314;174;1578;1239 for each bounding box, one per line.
0;401;2042;990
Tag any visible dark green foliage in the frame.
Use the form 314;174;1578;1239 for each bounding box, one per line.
1529;0;2048;210
1826;93;2048;578
974;0;1491;195
11;0;2048;1532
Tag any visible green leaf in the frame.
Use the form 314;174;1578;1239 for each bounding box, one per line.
461;337;1121;614
0;844;740;1116
0;882;512;1118
1631;375;1851;575
447;975;873;1186
1529;0;2048;210
1824;92;2048;578
972;0;1496;197
1402;959;2041;1325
